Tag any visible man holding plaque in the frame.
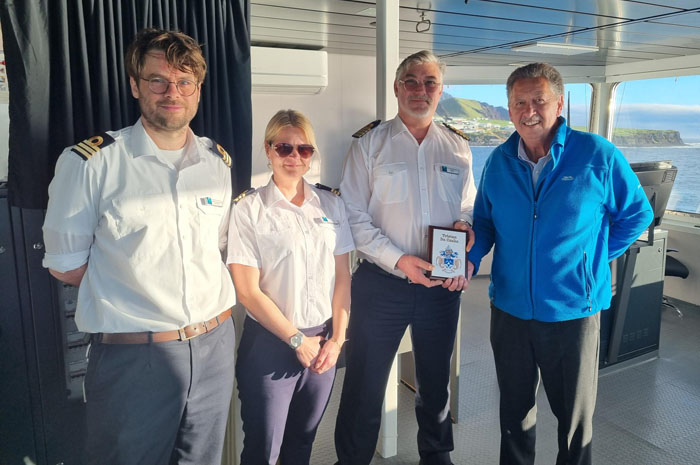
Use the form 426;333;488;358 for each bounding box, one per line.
335;50;477;465
468;63;653;464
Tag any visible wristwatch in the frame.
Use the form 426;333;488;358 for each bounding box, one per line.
289;331;304;350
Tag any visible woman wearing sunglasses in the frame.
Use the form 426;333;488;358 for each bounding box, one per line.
227;109;354;464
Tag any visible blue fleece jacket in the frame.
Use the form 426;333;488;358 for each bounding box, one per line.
469;117;654;322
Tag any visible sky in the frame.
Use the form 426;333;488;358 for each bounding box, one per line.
444;75;700;142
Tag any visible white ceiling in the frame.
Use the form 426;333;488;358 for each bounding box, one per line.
250;0;700;70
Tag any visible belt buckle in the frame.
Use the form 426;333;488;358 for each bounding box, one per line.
177;327;198;341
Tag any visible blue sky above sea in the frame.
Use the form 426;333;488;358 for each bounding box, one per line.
444;75;700;142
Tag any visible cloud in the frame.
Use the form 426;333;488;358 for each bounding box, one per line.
615;103;700;116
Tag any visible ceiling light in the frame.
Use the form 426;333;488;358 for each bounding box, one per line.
356;7;376;17
512;42;599;56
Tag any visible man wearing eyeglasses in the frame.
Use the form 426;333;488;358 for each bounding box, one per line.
335;50;477;465
42;28;236;465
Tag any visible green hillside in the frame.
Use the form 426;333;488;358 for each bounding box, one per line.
437;98;485;118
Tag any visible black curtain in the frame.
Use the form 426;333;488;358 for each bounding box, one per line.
0;0;252;209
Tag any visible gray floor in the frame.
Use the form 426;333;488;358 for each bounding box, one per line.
310;276;700;464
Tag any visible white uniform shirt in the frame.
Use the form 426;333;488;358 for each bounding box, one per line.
227;177;355;329
340;116;476;278
42;119;236;333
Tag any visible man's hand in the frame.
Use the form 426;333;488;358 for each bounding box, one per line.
396;254;442;288
453;220;475;251
442;260;475;291
312;338;343;374
295;335;323;368
441;275;467;292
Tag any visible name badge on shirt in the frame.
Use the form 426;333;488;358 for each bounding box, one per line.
440;165;460;175
314;216;340;225
200;197;224;207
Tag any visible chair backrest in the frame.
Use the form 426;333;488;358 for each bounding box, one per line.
665;254;689;279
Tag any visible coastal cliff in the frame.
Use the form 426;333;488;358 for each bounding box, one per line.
612;129;685;146
436;97;687;146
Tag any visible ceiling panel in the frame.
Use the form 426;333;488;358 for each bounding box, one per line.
250;0;700;69
419;0;685;18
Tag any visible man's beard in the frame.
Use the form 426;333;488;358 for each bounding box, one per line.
140;100;193;132
406;97;433;118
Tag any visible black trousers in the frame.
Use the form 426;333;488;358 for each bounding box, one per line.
334;262;461;465
84;318;235;465
490;305;600;465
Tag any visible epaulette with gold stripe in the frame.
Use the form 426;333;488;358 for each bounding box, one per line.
70;133;116;161
352;120;381;138
209;141;232;167
233;188;255;204
442;122;470;142
314;183;340;196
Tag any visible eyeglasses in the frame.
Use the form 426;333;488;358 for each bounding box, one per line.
140;77;199;96
398;78;441;92
270;142;315;158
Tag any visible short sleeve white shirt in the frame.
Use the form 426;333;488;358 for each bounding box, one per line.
227;177;355;329
339;116;477;277
42;119;236;332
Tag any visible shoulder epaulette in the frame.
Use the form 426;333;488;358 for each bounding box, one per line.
352;120;381;138
233;187;255;204
209;141;232;168
70;133;116;161
314;183;340;196
442;122;470;142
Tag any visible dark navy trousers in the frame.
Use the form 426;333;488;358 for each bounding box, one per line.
236;317;336;465
84;317;236;465
490;305;600;465
335;262;461;465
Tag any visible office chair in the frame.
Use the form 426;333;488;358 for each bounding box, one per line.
663;249;689;318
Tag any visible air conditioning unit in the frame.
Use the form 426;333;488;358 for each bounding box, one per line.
251;47;328;95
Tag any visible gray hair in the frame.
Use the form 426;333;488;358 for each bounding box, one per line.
506;63;564;103
395;50;445;81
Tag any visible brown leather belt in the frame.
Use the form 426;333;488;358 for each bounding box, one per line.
99;308;232;344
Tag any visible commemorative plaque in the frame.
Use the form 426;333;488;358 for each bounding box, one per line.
427;226;468;280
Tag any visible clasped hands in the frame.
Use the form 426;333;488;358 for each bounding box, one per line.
294;335;342;374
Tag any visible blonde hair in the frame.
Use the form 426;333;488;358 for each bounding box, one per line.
264;109;318;151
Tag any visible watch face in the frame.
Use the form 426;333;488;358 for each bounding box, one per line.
290;332;303;349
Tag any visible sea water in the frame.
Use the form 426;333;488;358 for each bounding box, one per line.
470;145;700;214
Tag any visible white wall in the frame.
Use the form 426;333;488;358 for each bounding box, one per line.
250;52;377;190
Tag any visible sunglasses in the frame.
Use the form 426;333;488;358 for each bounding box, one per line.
270;142;315;158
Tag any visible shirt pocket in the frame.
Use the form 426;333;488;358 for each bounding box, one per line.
195;199;226;252
105;194;169;259
373;162;408;204
434;163;464;204
255;217;295;269
316;221;341;254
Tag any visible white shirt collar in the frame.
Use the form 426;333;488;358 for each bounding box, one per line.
129;118;200;165
260;176;319;208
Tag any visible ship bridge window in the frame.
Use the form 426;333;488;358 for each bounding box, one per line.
612;76;700;215
440;82;591;186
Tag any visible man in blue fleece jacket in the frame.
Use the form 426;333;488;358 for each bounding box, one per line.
468;63;653;465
